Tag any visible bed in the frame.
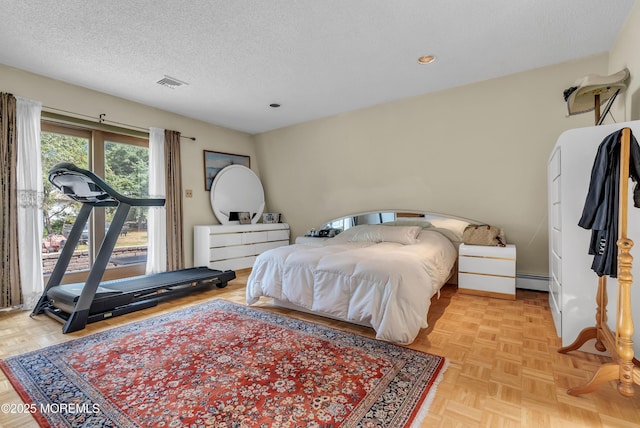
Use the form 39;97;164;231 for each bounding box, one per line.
246;217;469;344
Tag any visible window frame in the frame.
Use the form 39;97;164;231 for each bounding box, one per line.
41;121;150;284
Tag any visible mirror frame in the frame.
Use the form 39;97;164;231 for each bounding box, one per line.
314;210;480;235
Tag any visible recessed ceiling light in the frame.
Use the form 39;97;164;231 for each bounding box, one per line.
417;55;436;65
269;103;281;108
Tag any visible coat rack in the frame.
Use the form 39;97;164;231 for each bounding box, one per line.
558;127;640;396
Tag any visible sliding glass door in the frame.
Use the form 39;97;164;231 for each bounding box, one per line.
41;122;149;282
41;124;90;273
103;137;150;267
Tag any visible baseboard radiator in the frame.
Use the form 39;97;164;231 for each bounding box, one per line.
516;273;549;292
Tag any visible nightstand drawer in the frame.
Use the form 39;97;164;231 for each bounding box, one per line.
459;272;515;292
458;273;515;300
458;256;515;277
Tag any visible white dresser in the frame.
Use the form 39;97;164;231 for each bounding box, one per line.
548;121;640;352
458;244;516;300
194;223;290;271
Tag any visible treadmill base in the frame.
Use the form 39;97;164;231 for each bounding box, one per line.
35;268;235;333
44;299;160;333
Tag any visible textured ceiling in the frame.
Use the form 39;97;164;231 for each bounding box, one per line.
0;1;635;134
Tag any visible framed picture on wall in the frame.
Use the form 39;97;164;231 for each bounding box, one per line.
203;150;251;190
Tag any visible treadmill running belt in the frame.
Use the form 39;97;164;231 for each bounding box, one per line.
47;267;234;315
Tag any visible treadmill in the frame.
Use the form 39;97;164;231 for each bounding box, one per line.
31;162;236;333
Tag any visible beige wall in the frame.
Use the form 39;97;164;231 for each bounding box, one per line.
610;0;640;121
0;64;255;266
254;55;609;276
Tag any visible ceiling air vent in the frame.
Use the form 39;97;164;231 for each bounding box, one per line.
156;75;188;89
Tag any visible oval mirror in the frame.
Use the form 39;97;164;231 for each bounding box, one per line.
210;165;265;225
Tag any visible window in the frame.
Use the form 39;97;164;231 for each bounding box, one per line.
41;122;149;282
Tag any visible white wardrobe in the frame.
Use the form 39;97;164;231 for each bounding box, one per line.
548;120;640;354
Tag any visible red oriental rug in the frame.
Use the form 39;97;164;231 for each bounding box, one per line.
1;299;447;427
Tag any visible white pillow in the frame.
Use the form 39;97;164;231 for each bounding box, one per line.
427;218;470;241
338;224;422;244
383;220;432;228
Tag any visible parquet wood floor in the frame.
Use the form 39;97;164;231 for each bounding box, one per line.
1;270;639;427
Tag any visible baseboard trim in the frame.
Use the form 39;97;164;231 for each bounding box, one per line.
516;274;548;292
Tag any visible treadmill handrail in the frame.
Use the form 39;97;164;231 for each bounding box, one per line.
48;162;165;207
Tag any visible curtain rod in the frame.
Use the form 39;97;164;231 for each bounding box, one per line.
42;106;196;141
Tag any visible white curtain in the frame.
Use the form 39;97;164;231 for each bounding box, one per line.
16;97;43;309
145;127;167;274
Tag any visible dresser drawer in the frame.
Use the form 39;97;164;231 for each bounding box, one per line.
210;233;243;248
551;203;561;231
242;231;268;244
551;252;561;282
548;275;562;335
551;227;562;257
268;229;290;241
209;243;259;261
209;256;257;271
551;176;561;204
549;148;561;181
257;240;290;253
549;275;561;305
209;240;290;261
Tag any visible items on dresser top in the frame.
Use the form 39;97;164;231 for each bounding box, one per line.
262;213;280;224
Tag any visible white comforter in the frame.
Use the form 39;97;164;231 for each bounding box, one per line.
246;229;457;344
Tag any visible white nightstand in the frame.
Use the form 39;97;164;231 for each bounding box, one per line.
458;244;516;300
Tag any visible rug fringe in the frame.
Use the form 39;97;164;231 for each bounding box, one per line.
410;358;449;428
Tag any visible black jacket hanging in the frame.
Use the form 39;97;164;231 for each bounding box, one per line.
578;128;640;277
